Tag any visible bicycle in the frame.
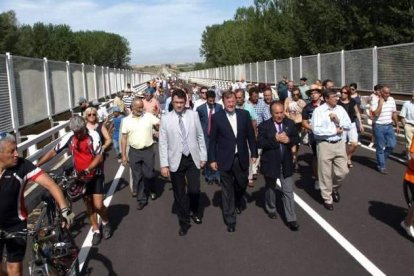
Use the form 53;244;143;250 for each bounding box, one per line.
27;168;83;275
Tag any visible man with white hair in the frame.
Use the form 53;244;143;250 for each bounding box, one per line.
0;132;74;276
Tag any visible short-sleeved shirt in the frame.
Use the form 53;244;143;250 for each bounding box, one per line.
370;96;396;125
248;99;270;125
55;131;103;178
121;113;160;150
123;96;134;109
405;138;414;183
0;158;43;227
400;101;414;125
237;102;257;121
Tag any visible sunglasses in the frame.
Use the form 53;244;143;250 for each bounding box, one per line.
87;113;97;117
293;93;300;96
341;92;349;94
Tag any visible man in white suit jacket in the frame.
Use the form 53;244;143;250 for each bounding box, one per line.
159;89;207;236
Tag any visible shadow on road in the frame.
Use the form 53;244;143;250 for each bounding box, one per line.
368;200;413;241
82;247;118;276
107;204;130;234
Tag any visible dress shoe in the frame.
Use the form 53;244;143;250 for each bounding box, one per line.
268;212;277;219
137;202;148;210
323;202;334;211
332;190;340;203
287;221;300;231
150;193;157;200
235;207;242;215
191;215;202;224
132;192;137;198
179;225;191;236
227;224;236;233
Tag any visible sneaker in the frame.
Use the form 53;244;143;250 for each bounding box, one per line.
92;232;102;245
102;223;112;240
314;180;320;190
400;221;414;238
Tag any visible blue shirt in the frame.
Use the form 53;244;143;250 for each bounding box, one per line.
248;99;271;125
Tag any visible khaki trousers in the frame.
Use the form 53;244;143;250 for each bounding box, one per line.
317;140;349;204
404;123;414;151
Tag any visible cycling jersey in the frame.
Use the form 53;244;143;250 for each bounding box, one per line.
0;158;43;228
54;130;103;178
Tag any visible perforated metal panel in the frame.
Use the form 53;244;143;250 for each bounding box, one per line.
48;60;69;114
245;64;251;82
13;56;47;127
292;57;300;83
70;63;84;104
251;63;257;83
320;52;341;87
258;61;265;83
276;59;289;81
266;60;275;85
301;55;318;84
0;55;13;132
377;43;414;95
345;48;373;90
96;67;104;99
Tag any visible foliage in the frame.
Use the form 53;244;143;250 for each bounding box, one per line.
200;0;414;67
0;10;131;68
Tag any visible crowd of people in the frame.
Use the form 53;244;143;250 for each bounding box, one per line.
1;75;414;275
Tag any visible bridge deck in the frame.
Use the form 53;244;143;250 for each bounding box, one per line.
24;140;413;275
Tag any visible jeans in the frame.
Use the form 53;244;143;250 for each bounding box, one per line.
374;124;396;169
112;137;120;156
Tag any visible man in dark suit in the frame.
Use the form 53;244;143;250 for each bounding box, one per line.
196;90;223;185
209;91;258;233
257;101;300;231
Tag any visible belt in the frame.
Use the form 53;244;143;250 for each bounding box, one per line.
322;140;341;144
131;144;153;151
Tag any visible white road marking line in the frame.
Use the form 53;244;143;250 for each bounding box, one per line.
78;165;125;273
276;179;386;276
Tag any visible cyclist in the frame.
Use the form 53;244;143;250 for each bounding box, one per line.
0;132;74;276
38;116;111;246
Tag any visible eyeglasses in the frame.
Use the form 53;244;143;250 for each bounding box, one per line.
87;113;97;117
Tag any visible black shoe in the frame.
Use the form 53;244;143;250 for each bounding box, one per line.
324;203;334;211
191;215;202;224
207;180;215;185
332;190;340;203
137;202;148;210
268;212;277;219
150;193;157;200
179;225;191;236
227;224;236;233
92;232;102;245
287;221;300;231
235;208;242;215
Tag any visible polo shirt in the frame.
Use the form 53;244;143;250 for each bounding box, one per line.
371;96;396;125
237;102;257;121
121;113;160;150
400;101;414;125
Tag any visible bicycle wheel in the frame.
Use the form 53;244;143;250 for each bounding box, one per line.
403;180;413;208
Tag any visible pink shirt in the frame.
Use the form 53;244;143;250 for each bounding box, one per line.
143;98;160;116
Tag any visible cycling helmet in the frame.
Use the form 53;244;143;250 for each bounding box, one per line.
66;179;86;202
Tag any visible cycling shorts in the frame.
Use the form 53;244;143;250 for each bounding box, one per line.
0;223;27;262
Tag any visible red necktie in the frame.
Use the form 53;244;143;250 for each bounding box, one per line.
208;107;213;135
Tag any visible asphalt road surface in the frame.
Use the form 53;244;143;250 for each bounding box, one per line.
23;140;413;275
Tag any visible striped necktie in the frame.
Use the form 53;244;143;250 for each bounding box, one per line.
179;114;190;156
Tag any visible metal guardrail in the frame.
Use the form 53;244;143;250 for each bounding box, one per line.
180;42;414;97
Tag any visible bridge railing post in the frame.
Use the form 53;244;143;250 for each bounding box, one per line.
341;50;345;87
5;53;21;141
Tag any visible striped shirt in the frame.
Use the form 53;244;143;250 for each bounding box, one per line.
371;97;396;125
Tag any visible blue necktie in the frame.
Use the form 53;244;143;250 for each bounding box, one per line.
277;123;284;157
179;114;190;156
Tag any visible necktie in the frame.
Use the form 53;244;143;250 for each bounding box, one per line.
277;123;284;157
179;114;190;156
208;107;213;135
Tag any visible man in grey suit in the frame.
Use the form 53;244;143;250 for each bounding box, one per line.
159;89;207;236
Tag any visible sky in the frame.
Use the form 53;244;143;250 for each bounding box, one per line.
0;0;252;65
